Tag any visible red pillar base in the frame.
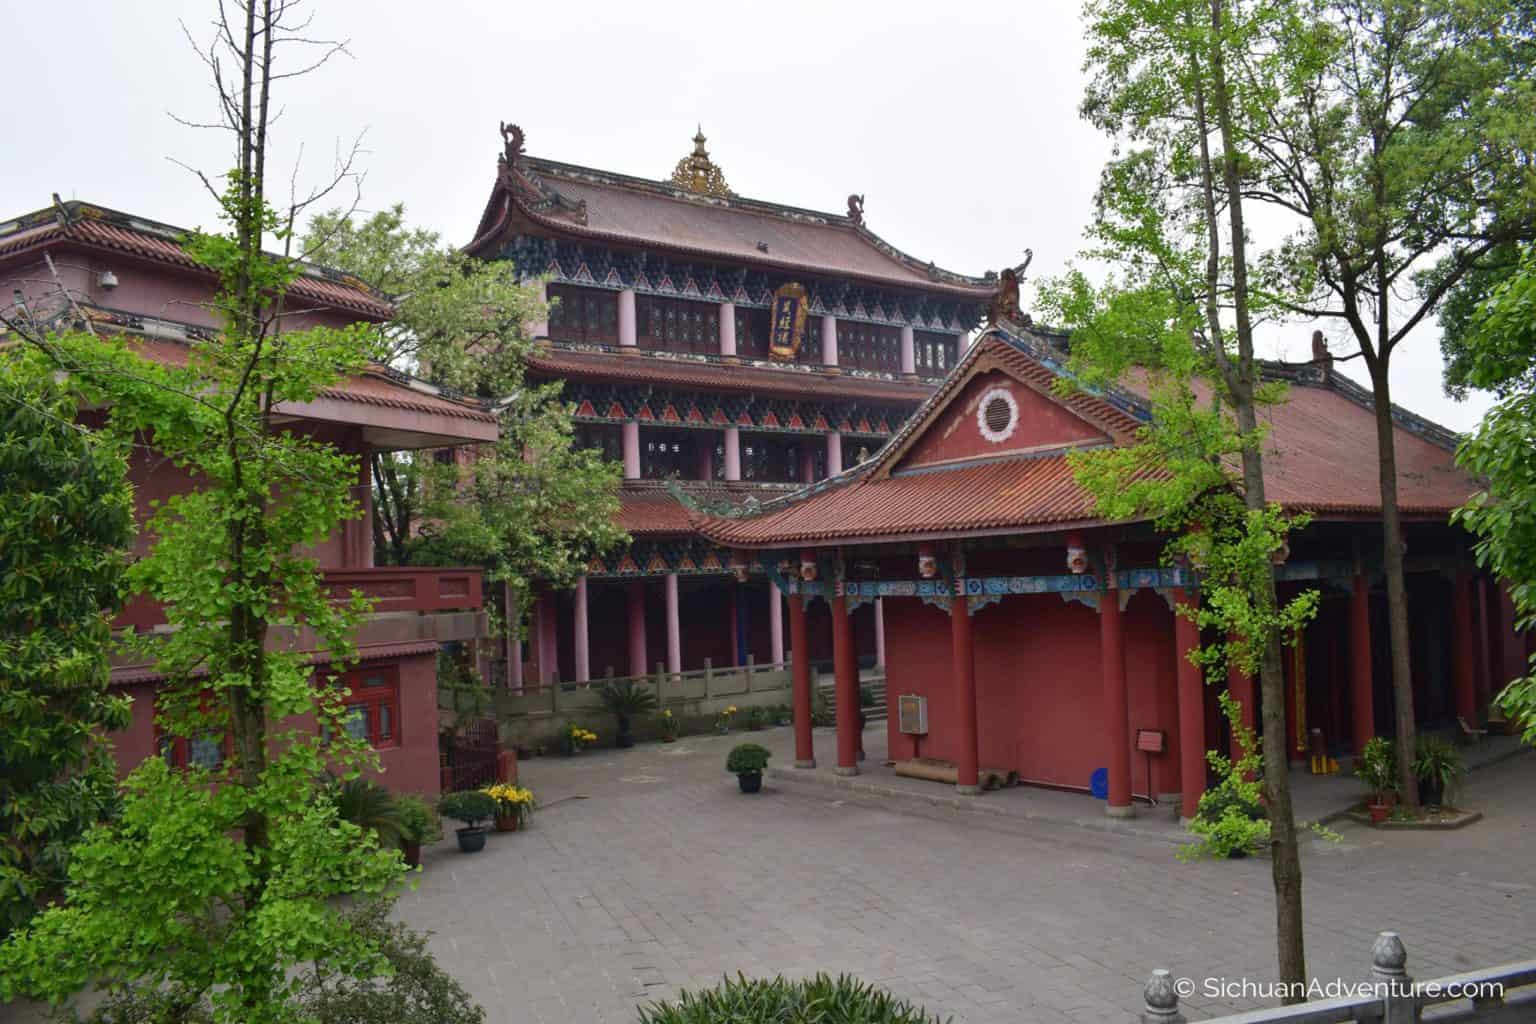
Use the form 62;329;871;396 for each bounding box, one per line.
788;594;815;769
831;594;860;776
1100;583;1133;816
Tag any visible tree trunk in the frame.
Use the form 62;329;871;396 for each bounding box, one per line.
1206;0;1305;992
1370;362;1420;808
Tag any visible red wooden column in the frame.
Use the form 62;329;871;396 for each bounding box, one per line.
626;580;647;678
951;592;981;794
1452;570;1478;723
1227;642;1257;737
830;593;860;776
1100;579;1133;816
788;594;815;768
1173;588;1205;822
1475;577;1494;716
1350;574;1375;754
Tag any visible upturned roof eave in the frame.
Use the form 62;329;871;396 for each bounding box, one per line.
464;166;996;300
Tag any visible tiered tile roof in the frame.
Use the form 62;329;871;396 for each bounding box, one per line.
697;323;1478;547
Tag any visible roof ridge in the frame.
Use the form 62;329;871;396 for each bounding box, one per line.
0;199;392;308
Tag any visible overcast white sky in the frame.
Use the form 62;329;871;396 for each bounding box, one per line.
1;0;1491;430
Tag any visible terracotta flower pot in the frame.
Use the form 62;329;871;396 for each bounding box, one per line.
402;840;422;868
495;815;521;833
1368;802;1389;824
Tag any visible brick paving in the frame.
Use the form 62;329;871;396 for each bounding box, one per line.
398;727;1536;1023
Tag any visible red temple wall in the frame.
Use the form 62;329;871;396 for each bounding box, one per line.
109;651;440;797
881;589;1182;795
897;370;1109;471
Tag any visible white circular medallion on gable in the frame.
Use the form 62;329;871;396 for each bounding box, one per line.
976;387;1019;443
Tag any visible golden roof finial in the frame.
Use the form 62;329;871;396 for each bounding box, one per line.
671;126;731;197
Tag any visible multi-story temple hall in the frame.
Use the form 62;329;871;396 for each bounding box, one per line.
697;322;1527;818
467;125;1002;684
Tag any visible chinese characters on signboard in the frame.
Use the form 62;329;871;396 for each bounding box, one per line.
768;282;809;361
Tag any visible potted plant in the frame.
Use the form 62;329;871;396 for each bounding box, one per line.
659;708;679;742
726;742;771;793
328;776;406;849
1414;736;1463;808
1356;736;1397;823
745;706;767;731
483;783;536;832
714;705;738;735
394;794;441;868
561;722;598;755
596;680;659;749
437;790;498;853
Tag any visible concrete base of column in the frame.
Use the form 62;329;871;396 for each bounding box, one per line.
956;784;982;796
832;765;859;777
794;758;817;770
1157;794;1183;818
1179;816;1195;829
1105;803;1136;819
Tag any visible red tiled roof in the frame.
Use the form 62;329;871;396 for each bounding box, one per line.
126;335;496;426
695;326;1478;548
0;202;394;319
527;345;937;404
471;155;993;299
111;638;442;685
1254;379;1473;515
617;491;696;535
699;452;1152;546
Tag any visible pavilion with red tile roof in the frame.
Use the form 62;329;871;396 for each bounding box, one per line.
465;124;1006;689
1;197;499;797
690;320;1520;818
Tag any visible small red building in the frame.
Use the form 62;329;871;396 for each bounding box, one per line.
0;200;499;796
699;321;1524;816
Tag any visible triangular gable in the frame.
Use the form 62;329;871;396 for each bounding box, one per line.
871;327;1143;481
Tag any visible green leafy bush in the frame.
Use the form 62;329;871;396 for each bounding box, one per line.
331;776;406;848
437;790;497;829
725;743;771;776
637;973;946;1024
395;794;442;845
1413;736;1463;791
1355;736;1397;802
1182;691;1270;860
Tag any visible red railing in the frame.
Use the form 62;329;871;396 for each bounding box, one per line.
116;566;483;630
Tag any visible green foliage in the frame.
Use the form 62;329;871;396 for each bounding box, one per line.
436;790;497;829
0;354;135;936
596;679;660;728
637;972;947;1024
1182;692;1271;860
55;901;487;1024
1;121;400;1024
725;743;771;776
393;794;443;846
1355;737;1397;801
0;758;402;1016
292;902;486;1024
437;648;492;737
1452;244;1536;744
300;205;627;621
330;776;406;849
1413;737;1464;791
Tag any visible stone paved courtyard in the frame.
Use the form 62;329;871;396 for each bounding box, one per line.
398;727;1536;1024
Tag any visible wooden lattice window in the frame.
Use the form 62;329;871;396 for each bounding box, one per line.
839;322;900;372
334;664;401;749
548;285;618;344
639;296;718;354
915;331;958;375
734;307;770;359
